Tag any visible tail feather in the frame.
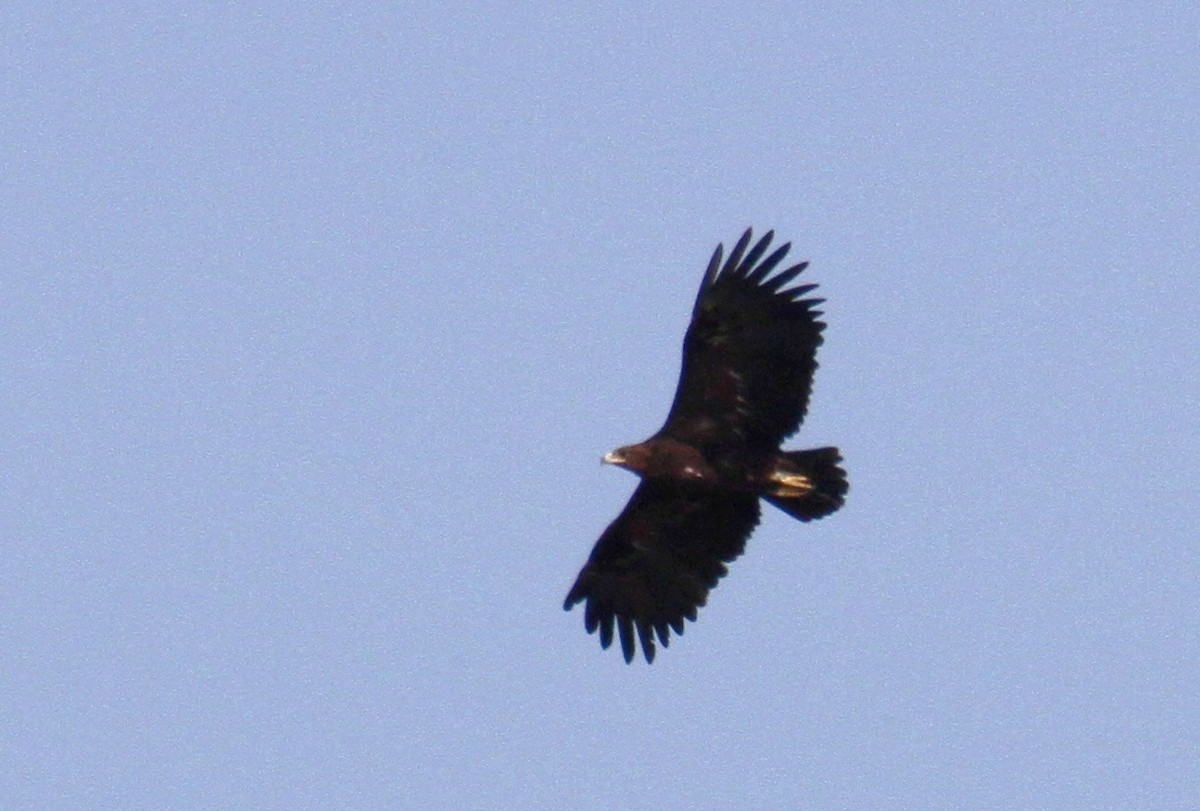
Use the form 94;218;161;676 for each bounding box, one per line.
763;447;847;521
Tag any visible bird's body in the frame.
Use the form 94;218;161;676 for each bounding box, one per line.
564;229;848;663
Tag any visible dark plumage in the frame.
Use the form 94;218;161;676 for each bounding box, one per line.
564;229;848;663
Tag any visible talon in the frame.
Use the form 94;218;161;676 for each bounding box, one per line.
769;471;813;497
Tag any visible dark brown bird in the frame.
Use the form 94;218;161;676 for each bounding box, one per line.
564;229;847;663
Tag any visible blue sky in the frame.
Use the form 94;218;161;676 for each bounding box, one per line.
3;4;1198;808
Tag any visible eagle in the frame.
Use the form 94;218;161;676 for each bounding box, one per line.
564;228;847;663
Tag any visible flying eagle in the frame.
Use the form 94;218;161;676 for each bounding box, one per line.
564;229;847;663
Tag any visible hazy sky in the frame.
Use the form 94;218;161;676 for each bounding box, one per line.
4;4;1198;808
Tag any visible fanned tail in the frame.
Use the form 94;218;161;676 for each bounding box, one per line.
762;447;847;521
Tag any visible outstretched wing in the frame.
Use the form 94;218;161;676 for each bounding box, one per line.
564;482;758;657
563;481;760;663
660;228;827;448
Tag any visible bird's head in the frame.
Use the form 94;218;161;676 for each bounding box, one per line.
602;443;649;474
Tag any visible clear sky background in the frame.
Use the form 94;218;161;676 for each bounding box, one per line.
3;4;1198;809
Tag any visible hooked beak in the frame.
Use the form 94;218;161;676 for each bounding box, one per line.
602;449;626;466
